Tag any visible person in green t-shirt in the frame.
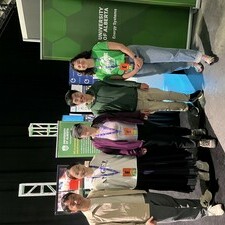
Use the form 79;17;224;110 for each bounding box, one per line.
70;41;216;80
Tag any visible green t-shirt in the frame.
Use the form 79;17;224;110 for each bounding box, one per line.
91;42;132;80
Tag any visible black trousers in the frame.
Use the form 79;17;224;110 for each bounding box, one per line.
136;147;197;192
137;122;197;149
143;192;206;222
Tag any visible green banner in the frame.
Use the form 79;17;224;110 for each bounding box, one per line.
56;121;100;158
109;0;197;7
42;0;189;60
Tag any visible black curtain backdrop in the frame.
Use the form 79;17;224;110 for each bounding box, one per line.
0;10;89;225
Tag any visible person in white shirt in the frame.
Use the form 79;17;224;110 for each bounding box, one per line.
66;151;209;193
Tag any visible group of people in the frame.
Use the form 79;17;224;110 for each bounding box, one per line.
61;41;223;224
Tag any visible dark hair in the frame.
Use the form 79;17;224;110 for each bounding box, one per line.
61;192;74;213
65;90;79;106
71;123;83;139
70;50;95;75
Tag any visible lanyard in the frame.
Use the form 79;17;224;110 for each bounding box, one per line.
95;125;121;137
90;165;119;179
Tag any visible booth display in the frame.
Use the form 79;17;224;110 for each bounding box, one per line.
110;0;198;7
55;165;93;214
69;64;97;85
55;165;83;214
41;0;191;60
56;121;100;158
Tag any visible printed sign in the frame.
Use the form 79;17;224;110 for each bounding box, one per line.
55;165;83;214
42;0;190;60
56;121;100;158
69;64;97;85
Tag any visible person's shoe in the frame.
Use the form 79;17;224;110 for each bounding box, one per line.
207;204;224;216
200;190;213;208
193;62;204;73
199;139;217;148
198;94;206;108
190;90;204;102
196;160;209;172
188;104;199;117
202;55;217;65
198;171;210;181
191;129;207;137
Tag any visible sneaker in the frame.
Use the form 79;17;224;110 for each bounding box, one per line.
190;90;204;102
200;190;212;207
199;139;217;148
202;55;217;65
198;95;206;108
188;104;199;117
207;204;224;216
196;160;209;172
193;63;204;73
191;129;207;137
198;171;210;181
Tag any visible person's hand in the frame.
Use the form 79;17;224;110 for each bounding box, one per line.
140;110;151;120
134;57;143;69
133;66;141;74
140;147;147;155
146;216;157;225
140;83;149;90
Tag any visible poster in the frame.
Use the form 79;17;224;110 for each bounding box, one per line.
69;63;97;85
56;121;100;158
109;0;197;7
55;165;83;214
55;165;93;215
42;0;190;60
70;85;93;113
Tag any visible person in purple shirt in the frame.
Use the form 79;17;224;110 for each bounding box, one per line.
71;111;217;156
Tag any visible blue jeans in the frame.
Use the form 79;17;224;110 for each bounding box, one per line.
128;45;202;76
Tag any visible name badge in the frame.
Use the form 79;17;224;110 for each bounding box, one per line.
123;168;136;176
123;127;137;136
119;63;130;71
